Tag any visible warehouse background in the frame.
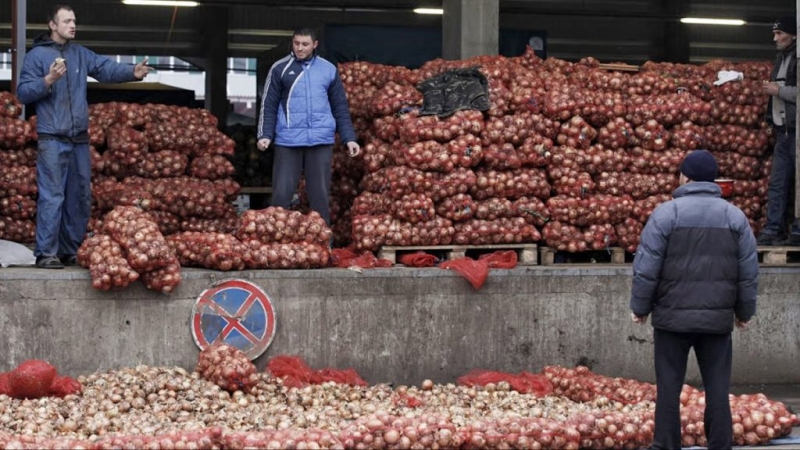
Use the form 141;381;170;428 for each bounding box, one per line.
0;0;793;124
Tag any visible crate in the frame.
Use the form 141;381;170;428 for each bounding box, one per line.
377;244;538;266
757;246;800;265
539;246;627;265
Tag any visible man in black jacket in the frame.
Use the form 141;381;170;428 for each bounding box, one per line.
631;150;759;449
758;16;799;246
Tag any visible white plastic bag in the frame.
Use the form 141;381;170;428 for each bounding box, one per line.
0;239;36;267
713;70;744;86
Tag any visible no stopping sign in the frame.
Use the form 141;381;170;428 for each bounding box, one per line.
191;279;276;360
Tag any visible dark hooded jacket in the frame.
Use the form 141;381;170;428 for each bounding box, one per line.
630;182;758;334
17;33;136;141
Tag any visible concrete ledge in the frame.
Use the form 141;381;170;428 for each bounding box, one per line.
0;266;798;385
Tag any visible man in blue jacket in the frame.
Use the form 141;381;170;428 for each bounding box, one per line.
256;28;360;226
630;150;758;450
17;5;151;269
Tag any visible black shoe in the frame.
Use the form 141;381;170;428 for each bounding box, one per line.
59;254;78;266
778;234;800;247
756;233;782;246
36;256;64;269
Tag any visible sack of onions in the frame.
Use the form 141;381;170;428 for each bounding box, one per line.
0;165;37;197
242;241;330;270
436;193;477;222
140;260;182;294
101;206;176;273
196;343;258;393
0;145;37;168
77;234;139;290
0;195;36;220
0;217;35;243
236;207;331;246
167;232;247;271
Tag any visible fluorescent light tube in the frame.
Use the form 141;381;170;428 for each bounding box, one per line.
680;18;746;26
414;8;444;15
122;0;199;6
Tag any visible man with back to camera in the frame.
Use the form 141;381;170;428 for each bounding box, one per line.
17;4;152;269
757;15;799;246
256;28;361;226
630;150;759;450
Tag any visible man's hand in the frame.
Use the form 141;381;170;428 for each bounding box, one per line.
45;60;67;87
347;141;361;157
631;312;648;325
134;57;154;80
762;81;780;96
257;138;271;151
735;319;749;329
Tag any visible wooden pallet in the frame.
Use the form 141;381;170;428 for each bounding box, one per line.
377;244;538;266
599;63;640;72
757;246;800;265
539;246;627;265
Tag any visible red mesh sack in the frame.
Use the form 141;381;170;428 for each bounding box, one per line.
512;372;554;396
439;257;489;289
331;247;393;269
0;372;10;396
457;370;553;397
331;248;360;268
478;250;518;268
312;368;368;387
196;344;258;393
49;375;83;398
9;360;57;399
398;251;438;267
267;355;315;388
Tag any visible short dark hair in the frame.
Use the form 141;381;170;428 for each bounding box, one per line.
49;5;73;23
293;28;318;42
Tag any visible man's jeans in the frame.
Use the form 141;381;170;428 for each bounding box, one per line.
763;130;800;237
34;139;92;258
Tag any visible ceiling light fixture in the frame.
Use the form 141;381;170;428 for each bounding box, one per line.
680;17;746;26
122;0;199;6
414;8;444;15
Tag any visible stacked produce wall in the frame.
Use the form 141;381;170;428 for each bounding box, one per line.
337;48;773;252
0;92;37;244
0;97;336;291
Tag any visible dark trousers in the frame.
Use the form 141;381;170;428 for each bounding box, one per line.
271;144;333;225
763;130;800;236
651;329;733;450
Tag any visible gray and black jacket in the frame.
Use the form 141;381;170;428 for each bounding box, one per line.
630;182;758;334
767;41;797;131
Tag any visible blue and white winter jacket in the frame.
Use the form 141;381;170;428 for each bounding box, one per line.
630;182;758;334
258;53;357;147
17;33;137;141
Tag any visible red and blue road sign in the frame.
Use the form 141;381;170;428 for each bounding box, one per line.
192;279;276;360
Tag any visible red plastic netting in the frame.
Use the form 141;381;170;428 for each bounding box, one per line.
439;257;490;289
458;369;553;397
330;247;393;269
268;355;367;388
478;250;519;268
398;251;438;267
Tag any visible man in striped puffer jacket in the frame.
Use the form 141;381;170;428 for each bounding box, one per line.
256;28;360;226
630;150;758;450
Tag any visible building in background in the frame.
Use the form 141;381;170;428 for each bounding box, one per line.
0;54;257;121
